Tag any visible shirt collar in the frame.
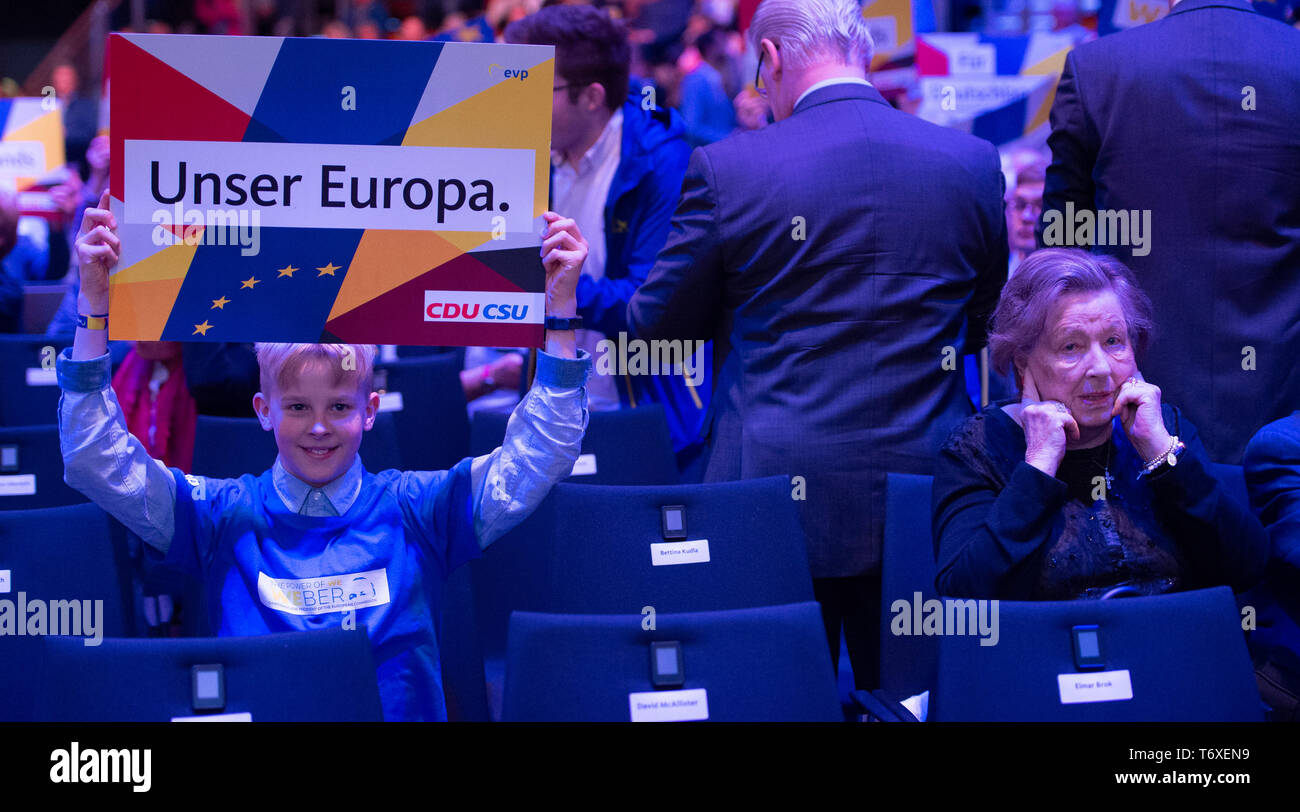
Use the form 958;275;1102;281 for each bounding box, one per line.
272;455;364;516
795;77;873;110
552;108;624;175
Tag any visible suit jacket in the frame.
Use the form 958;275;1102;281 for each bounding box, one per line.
628;82;1008;578
1039;0;1300;464
1243;412;1300;657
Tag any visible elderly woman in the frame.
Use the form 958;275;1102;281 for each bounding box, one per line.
932;249;1268;599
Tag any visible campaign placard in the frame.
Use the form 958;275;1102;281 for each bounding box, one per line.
915;31;1083;147
107;34;554;346
0;97;66;190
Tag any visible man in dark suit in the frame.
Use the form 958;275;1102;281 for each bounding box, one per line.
1038;0;1300;464
627;0;1008;688
1244;412;1300;718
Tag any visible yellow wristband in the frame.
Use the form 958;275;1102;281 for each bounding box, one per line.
77;314;108;330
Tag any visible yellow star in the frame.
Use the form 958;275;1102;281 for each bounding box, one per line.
211;296;231;310
193;320;213;336
240;276;260;289
277;264;299;278
316;262;341;277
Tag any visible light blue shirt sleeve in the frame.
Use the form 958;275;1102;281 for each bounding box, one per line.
470;349;591;548
56;349;178;553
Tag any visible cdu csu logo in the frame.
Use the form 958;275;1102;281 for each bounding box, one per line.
423;291;538;323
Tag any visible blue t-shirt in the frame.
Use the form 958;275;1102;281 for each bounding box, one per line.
159;460;481;722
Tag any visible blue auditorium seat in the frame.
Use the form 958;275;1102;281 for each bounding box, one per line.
469;403;679;486
0;503;137;721
375;353;470;471
930;586;1264;721
501;602;842;722
471;476;814;718
36;628;384;722
879;472;939;699
0;424;89;510
0;334;62;427
191;412;404;479
439;563;490;722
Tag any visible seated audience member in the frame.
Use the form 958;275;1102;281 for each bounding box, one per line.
59;196;592;722
933;249;1268;600
1244;412;1300;715
112;341;198;472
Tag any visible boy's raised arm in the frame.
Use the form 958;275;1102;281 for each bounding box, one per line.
59;192;178;552
471;213;591;546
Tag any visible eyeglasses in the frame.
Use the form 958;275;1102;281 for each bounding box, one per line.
755;44;777;97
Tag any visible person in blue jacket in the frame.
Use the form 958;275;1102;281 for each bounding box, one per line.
506;4;709;472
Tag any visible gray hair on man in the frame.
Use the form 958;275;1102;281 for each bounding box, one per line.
748;0;875;71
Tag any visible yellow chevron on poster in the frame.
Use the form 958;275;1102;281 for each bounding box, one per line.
862;0;915;70
403;59;554;217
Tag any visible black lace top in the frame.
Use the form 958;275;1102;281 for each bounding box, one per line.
931;402;1269;600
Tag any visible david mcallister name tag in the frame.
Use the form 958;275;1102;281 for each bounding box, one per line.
1058;669;1133;704
629;689;709;722
650;539;710;567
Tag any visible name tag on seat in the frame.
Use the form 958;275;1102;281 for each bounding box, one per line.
0;475;36;496
650;540;710;566
1058;669;1133;704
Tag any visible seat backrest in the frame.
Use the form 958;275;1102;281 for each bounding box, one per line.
547;478;814;613
0;503;138;720
880;472;938;697
502;602;842;722
36;628;384;721
0;424;89;510
470;404;679;485
375;354;469;471
472;477;815;664
931;586;1264;721
192;415;278;479
0;334;62;427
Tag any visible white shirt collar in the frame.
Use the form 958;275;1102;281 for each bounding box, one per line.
272;455;364;516
795;77;873;110
552;108;624;176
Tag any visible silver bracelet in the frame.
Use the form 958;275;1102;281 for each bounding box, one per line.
1138;435;1184;479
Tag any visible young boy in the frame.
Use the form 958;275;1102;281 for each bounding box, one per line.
59;193;593;721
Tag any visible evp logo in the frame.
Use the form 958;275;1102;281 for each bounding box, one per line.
423;290;545;324
488;63;530;81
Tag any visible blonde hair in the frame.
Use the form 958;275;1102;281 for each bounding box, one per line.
254;343;377;398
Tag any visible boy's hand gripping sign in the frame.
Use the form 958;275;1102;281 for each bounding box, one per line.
108;34;554;346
